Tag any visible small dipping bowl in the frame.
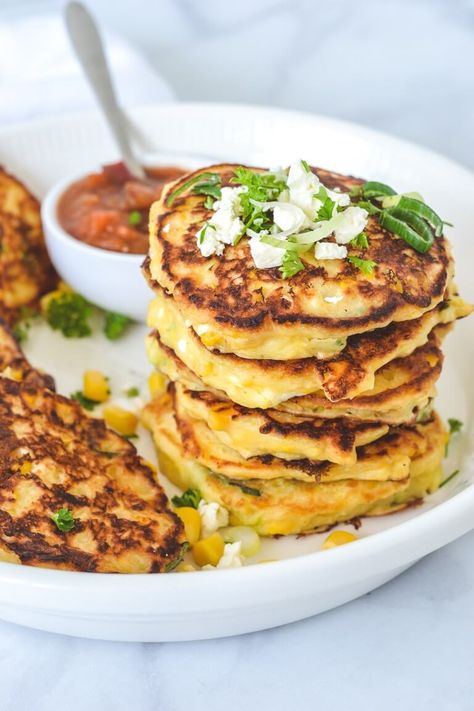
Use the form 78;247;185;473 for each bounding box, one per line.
41;156;211;322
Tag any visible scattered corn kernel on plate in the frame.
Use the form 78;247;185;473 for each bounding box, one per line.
0;104;473;642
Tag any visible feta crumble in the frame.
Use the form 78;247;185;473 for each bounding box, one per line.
315;242;348;260
198;500;229;538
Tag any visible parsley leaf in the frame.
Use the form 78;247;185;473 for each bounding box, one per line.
350;232;369;249
226;479;262;497
166;172;222;206
280;249;305;279
125;386;139;398
103;311;131;340
172;489;202;509
348;256;377;274
71;391;100;411
317;197;336;221
448;418;463;435
46;292;92;338
204;195;215;210
51;508;75;533
128;210;142;226
231;166;286;238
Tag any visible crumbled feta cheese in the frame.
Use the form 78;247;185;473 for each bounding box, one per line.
315;242;348;260
249;235;284;269
286;160;322;219
333;206;368;244
196;186;245;256
198;500;229;538
323;294;344;304
196;224;224;257
273;203;306;233
217;542;243;569
326;187;351;208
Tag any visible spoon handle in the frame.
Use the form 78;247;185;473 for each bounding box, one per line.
64;1;145;178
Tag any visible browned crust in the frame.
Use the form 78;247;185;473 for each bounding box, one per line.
148;164;451;339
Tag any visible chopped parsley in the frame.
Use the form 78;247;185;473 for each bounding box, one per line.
103;311;131;340
128;210;142;226
125;386;139;398
172;488;202;509
348;255;377;274
316;196;336;222
448;418;463;435
51;507;75;533
166;172;222;207
280;249;305;279
12;306;40;344
71;390;100;411
350;232;369;249
204;195;215;210
301;159;311;173
46;292;92;338
227;479;262;497
439;469;460;488
231;166;286;240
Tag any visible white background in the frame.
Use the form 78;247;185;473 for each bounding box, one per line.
0;1;473;709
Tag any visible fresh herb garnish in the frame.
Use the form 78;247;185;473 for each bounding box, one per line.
227;479;262;497
448;418;463;435
348;256;377;274
71;390;100;411
350;232;369;249
172;488;202;509
46;292;92;338
204;195;215;210
439;470;460;488
128;210;142;226
280;249;305;279
231;166;286;240
301;159;311;173
164;542;190;573
51;507;75;533
166;172;222;207
125;386;139;398
12;306;39;344
316;196;336;221
379;207;434;253
103;311;131;340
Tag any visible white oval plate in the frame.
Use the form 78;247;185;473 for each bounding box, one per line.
0;104;472;642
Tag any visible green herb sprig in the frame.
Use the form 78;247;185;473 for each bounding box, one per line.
70;391;100;411
166;173;222;207
51;508;75;533
172;489;202;509
104;311;131;340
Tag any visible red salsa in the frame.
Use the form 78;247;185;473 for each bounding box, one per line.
57;162;186;254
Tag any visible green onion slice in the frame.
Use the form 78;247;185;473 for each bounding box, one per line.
397;196;444;237
361;181;397;199
379;207;434;253
166;172;220;207
259;234;311;252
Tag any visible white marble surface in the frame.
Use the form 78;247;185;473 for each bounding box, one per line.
1;0;474;708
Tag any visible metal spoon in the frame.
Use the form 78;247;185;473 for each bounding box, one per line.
64;1;145;179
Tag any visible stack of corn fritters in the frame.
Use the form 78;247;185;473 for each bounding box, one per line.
143;164;472;536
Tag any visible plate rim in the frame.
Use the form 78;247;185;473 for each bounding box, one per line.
0;101;473;595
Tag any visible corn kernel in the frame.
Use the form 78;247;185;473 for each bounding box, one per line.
208;407;234;431
83;370;110;403
148;371;167;398
176;563;196;573
19;461;32;475
322;530;358;550
176;506;201;544
200;332;221;347
103;405;138;436
192;532;224;567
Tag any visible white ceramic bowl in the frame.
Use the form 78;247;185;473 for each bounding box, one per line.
41;155;212;322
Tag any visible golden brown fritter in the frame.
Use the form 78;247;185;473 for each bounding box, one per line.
0;167;56;325
0;319;54;390
147;164;453;360
0;376;184;572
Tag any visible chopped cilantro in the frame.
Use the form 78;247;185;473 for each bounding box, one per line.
12;305;40;344
103;311;131;340
204;195;215;210
166;172;222;207
448;418;463;435
71;390;100;411
172;488;202;509
128;210;142;226
301;159;311;173
348;256;377;274
50;508;75;533
350;232;369;249
46;292;92;338
231;166;286;239
317;197;336;221
227;480;261;497
439;470;460;488
280;249;305;279
125;386;139;398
